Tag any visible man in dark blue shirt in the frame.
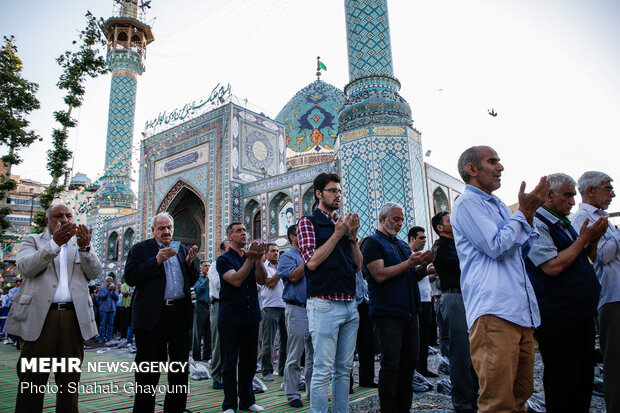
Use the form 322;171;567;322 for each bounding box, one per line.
216;222;267;413
362;202;433;413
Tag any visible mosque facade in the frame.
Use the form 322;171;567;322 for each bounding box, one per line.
92;0;465;279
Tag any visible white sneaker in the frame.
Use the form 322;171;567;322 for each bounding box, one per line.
262;373;273;381
247;404;264;412
223;409;235;413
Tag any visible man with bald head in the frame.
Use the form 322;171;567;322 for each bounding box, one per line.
571;171;619;412
451;145;549;413
5;204;102;413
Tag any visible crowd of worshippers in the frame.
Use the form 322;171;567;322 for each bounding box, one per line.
3;146;618;413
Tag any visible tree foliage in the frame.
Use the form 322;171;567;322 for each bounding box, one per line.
33;11;108;232
0;35;41;238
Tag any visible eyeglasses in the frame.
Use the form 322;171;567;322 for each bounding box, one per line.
323;188;342;194
595;186;615;195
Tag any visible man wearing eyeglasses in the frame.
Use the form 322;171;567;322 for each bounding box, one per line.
297;172;362;413
571;171;618;413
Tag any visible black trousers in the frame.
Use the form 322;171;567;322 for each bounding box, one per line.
220;321;259;411
375;315;419;413
534;316;595;413
416;301;432;371
133;302;190;413
119;306;131;339
356;301;376;384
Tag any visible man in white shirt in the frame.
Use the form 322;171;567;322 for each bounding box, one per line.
208;239;230;389
571;171;618;413
5;204;102;412
259;243;287;381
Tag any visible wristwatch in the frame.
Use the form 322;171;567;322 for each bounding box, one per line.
78;245;91;252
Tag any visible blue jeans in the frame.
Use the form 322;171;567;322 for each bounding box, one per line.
307;298;359;413
99;311;115;342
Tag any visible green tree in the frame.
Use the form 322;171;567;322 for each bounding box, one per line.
33;11;108;232
0;35;41;238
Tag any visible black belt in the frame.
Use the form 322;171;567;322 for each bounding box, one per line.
442;288;461;294
286;301;306;308
51;302;74;310
210;297;219;304
164;298;184;306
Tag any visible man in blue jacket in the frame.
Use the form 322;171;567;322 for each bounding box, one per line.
97;276;119;342
361;202;434;413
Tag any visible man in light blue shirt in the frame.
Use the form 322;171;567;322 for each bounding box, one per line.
278;224;313;408
571;171;618;413
451;145;549;413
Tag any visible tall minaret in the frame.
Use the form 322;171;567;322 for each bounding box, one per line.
338;0;428;238
89;0;154;258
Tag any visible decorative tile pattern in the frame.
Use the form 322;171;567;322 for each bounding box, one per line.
345;157;372;237
340;132;427;240
232;107;286;182
275;80;344;156
301;185;315;216
243;162;337;196
345;0;394;81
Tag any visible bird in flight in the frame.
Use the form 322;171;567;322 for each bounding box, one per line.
488;108;497;117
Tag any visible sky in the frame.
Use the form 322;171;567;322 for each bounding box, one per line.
1;0;619;212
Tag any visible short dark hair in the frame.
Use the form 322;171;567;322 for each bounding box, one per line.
431;211;450;235
313;172;340;201
266;243;278;252
286;207;294;215
226;222;243;236
407;226;425;242
287;224;297;243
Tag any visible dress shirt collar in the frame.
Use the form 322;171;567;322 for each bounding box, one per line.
318;207;338;223
538;206;561;224
465;184;502;202
578;202;608;217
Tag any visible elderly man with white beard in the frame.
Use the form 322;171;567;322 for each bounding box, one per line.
361;202;434;413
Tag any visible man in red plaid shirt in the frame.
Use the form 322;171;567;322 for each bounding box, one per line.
298;172;362;413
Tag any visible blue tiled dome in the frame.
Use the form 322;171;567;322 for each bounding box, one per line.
276;80;345;166
69;172;92;187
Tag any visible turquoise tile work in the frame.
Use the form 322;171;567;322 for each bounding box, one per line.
345;0;394;81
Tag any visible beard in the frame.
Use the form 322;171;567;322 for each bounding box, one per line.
383;220;400;237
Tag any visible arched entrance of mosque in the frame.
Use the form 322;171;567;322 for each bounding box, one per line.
157;181;206;256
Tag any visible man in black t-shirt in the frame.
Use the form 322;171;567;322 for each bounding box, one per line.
432;212;479;413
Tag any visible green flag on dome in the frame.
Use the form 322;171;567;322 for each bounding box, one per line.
318;60;327;71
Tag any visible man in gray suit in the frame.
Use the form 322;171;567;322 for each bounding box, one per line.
5;204;102;413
